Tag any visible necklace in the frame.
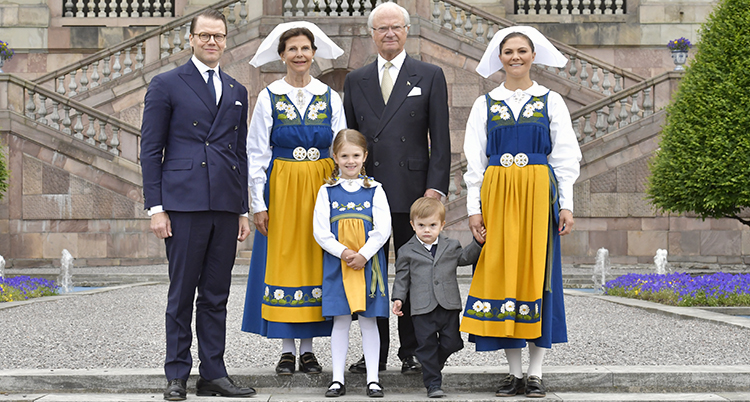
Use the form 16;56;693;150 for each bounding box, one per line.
296;89;305;109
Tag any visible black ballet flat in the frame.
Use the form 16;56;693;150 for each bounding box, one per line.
325;381;346;397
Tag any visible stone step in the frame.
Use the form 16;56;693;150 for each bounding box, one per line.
2;366;749;395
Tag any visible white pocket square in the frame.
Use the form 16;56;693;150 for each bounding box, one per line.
235;100;242;106
407;87;422;97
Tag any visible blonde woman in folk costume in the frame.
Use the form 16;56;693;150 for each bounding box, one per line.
241;21;346;376
461;26;581;398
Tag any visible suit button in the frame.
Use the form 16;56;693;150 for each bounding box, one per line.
360;116;364;121
434;280;439;285
232;165;237;170
234;126;238;130
205;141;209;146
228;144;232;149
401;137;406;142
399;161;405;167
374;161;380;167
201;162;206;167
410;111;416;117
373;138;379;143
193;121;198;126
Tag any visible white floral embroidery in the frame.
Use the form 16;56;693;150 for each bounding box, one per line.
315;101;327;110
505;300;515;312
363;201;371;208
535;304;539;314
472;301;484;312
519;304;530;315
285;105;297;120
490;104;502;113
294;290;303;301
500;112;511;120
312;288;322;298
482;302;492;313
533;101;544;110
339;207;346;211
347;202;355;209
499;106;509;114
331;201;339;209
265;286;270;297
500;304;506;314
274;289;285;300
276;101;286;111
356;207;363;211
523;108;534;118
308;110;318;120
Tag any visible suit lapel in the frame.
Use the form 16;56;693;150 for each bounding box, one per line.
356;61;385;126
433;235;447;262
375;55;423;136
179;62;219;118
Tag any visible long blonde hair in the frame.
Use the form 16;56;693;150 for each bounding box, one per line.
326;129;372;188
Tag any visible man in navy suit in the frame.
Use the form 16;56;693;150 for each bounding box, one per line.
343;1;451;375
140;9;255;401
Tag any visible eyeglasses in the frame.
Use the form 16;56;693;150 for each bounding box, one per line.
193;32;227;43
372;25;407;34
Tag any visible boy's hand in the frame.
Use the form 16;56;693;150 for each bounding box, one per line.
392;300;403;316
346;253;367;270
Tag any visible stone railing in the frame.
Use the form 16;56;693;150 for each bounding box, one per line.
1;75;141;163
64;0;175;17
515;0;626;15
35;0;251;97
571;70;684;143
447;157;468;202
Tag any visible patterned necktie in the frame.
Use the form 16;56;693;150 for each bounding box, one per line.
381;61;393;104
206;70;217;105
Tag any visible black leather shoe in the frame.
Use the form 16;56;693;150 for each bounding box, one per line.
525;375;546;398
299;352;322;374
400;355;422;374
275;352;295;375
366;381;384;398
196;376;256;397
495;374;524;397
163;378;186;401
348;356;386;373
325;381;346;397
427;386;445;398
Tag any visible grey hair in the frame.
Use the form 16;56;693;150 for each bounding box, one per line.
368;2;411;31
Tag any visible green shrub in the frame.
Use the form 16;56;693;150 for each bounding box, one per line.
647;0;750;227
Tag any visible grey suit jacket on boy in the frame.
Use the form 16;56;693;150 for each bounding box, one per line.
392;234;482;316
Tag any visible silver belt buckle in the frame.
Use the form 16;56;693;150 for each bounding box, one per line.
307;147;320;161
293;147;307;161
514;153;528;167
500;153;514;167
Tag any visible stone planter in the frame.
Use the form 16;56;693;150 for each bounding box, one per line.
671;50;689;71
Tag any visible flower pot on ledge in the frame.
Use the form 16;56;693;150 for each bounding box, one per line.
671;50;689;71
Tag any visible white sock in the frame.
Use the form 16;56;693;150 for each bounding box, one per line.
331;315;352;384
504;348;523;378
527;342;547;378
299;338;313;355
359;316;381;386
281;338;296;355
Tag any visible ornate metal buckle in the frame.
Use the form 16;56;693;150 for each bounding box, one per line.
500;153;514;167
514;153;529;167
307;147;320;161
293;147;307;161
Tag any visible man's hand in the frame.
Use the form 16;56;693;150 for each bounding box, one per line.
150;212;172;239
424;189;442;201
254;211;269;237
468;214;486;244
559;209;574;236
238;215;251;242
392;300;403;316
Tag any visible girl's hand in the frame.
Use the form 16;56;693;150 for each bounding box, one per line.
559;209;574;236
253;211;269;236
346;253;367;270
469;214;486;244
392;300;404;316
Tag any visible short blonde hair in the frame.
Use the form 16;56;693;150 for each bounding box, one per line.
409;197;445;221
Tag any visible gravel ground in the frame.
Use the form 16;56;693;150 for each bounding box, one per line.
2;268;749;370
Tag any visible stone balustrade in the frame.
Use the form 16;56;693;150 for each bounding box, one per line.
35;0;250;97
447;157;468;203
65;0;175;17
515;0;626;15
571;71;684;143
2;75;140;163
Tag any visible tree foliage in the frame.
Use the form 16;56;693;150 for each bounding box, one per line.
647;0;750;226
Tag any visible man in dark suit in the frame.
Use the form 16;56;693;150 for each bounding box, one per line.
140;9;255;401
343;1;451;375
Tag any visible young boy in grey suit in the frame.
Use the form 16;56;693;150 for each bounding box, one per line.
392;197;483;398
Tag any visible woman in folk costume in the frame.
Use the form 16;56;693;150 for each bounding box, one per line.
460;26;581;398
313;129;391;398
241;21;346;375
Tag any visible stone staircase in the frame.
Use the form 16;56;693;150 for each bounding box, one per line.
1;0;682;266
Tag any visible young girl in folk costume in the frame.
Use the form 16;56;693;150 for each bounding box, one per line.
312;129;391;398
461;26;581;398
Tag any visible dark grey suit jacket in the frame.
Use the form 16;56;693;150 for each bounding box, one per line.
392;234;481;316
343;55;451;213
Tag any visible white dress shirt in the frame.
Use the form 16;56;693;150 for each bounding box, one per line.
246;77;347;214
415;235;438;251
313;178;392;261
463;82;581;216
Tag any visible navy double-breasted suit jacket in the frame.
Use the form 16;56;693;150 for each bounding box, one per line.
141;60;249;214
343;55;451;213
